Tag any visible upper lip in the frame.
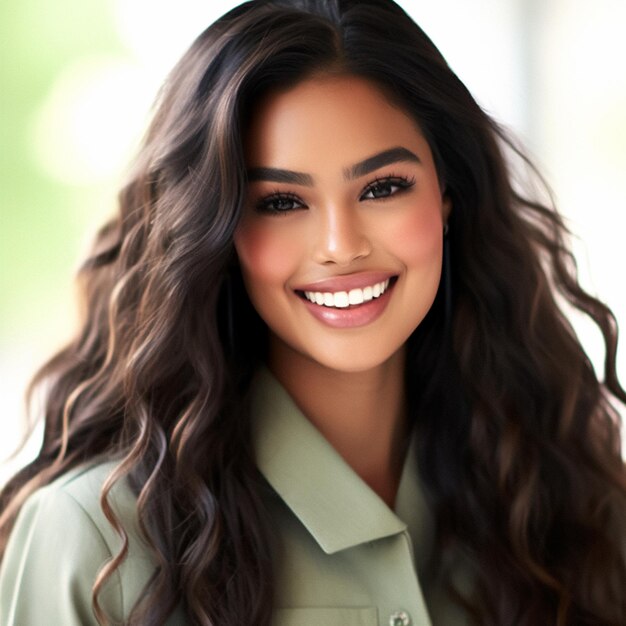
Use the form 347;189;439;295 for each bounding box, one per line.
293;271;397;293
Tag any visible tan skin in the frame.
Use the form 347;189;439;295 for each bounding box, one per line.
235;75;451;507
273;346;409;507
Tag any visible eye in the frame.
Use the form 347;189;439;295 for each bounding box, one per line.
255;192;306;215
360;176;415;200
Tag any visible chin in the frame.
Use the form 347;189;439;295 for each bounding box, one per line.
305;344;405;375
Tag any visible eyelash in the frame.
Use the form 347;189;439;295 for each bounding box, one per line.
255;191;305;215
361;175;415;201
254;174;416;215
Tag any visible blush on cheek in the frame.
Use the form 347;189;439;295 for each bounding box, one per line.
386;208;442;263
234;224;302;285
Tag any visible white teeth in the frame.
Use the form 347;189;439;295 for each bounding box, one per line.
303;279;391;308
348;288;364;305
333;292;349;308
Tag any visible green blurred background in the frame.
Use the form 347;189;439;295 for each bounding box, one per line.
1;1;119;335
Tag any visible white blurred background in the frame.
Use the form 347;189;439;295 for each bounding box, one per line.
1;0;625;484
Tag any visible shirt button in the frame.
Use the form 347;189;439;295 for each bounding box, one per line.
389;610;411;626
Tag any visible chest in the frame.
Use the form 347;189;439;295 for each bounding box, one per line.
267;498;471;626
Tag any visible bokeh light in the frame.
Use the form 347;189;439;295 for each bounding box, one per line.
31;55;152;185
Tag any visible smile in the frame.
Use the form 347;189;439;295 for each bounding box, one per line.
302;279;391;308
295;275;397;329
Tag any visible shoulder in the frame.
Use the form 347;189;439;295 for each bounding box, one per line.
0;461;157;625
19;460;139;564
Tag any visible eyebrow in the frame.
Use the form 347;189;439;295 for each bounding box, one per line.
345;147;421;180
246;167;313;186
246;146;421;186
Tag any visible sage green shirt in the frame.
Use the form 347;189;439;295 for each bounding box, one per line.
0;368;469;625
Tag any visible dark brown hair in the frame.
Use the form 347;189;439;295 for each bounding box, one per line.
2;1;625;624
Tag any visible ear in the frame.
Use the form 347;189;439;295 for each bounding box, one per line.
441;193;452;224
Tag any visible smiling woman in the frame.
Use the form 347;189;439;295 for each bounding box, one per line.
236;75;450;377
1;1;625;626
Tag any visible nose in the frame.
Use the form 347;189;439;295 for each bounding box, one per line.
312;203;372;266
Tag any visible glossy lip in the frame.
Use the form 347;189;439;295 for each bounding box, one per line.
296;276;397;329
293;271;397;294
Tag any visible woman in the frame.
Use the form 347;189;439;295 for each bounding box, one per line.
1;1;625;624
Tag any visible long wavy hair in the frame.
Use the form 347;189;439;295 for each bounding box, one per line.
2;1;625;624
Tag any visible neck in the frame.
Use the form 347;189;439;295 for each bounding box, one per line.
268;341;409;508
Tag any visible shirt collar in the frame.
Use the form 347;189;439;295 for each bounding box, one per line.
251;367;419;554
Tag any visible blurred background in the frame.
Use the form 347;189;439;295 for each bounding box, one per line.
1;0;625;484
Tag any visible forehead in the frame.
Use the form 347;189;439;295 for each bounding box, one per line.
244;74;429;170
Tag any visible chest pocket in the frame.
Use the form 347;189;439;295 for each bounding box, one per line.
273;607;378;626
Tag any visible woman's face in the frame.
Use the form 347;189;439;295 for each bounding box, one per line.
234;74;451;374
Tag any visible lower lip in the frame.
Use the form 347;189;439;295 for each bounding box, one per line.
297;282;395;329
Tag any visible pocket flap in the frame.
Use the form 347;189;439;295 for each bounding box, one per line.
273;607;378;626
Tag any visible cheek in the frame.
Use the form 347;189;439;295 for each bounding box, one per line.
382;203;443;265
234;220;303;289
